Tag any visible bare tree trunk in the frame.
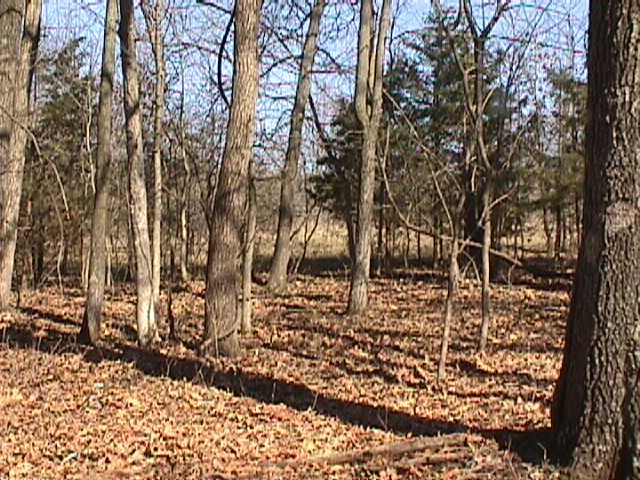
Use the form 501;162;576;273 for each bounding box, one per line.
141;0;166;313
462;178;482;268
375;181;385;276
80;0;117;344
402;224;409;268
434;0;506;353
552;2;640;476
432;213;441;267
390;224;396;261
0;0;22;311
347;0;392;316
241;169;257;334
203;0;261;358
561;212;568;253
554;205;562;260
125;199;135;282
81;232;88;290
437;235;458;382
542;206;552;255
0;0;40;311
267;0;325;292
478;181;492;353
472;32;493;352
119;0;157;347
106;234;113;289
178;132;190;284
179;188;190;282
175;76;191;284
290;203;322;278
574;192;581;250
343;211;356;262
519;221;525;261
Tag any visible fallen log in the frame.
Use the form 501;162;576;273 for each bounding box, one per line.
370;449;471;472
213;433;475;480
273;433;470;468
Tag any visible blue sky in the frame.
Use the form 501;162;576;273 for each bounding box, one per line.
40;0;589;167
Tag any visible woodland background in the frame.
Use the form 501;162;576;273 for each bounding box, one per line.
4;0;630;479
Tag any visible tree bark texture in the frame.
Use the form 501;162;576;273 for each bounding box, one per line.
80;0;118;344
178;116;191;283
0;0;40;311
119;0;157;347
141;0;165;312
241;170;257;334
478;181;492;352
347;0;392;316
473;35;493;353
267;0;326;291
437;235;459;382
552;1;640;478
203;0;260;358
176;84;191;284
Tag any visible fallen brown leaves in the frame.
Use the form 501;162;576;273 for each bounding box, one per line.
0;270;570;479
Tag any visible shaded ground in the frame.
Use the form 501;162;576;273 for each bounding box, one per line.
0;270;570;479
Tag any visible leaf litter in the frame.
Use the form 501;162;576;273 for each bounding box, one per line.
0;271;570;478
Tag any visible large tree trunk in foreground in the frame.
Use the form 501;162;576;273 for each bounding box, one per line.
80;0;118;344
347;0;392;316
267;0;326;292
119;0;157;347
0;0;40;311
552;2;640;478
203;0;260;358
0;0;21;312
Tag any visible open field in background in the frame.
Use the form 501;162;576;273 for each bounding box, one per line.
254;215;351;266
254;214;565;268
1;266;572;479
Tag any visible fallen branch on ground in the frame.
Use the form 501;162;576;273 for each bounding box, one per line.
213;433;475;479
369;448;472;472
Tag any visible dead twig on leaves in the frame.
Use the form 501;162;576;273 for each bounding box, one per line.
212;434;476;480
367;448;472;473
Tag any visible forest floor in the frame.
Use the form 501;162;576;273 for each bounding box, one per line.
0;267;572;479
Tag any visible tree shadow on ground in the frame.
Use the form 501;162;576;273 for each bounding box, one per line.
19;304;140;342
1;319;553;466
260;253;576;295
18;306;80;329
254;255;450;284
455;359;554;387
